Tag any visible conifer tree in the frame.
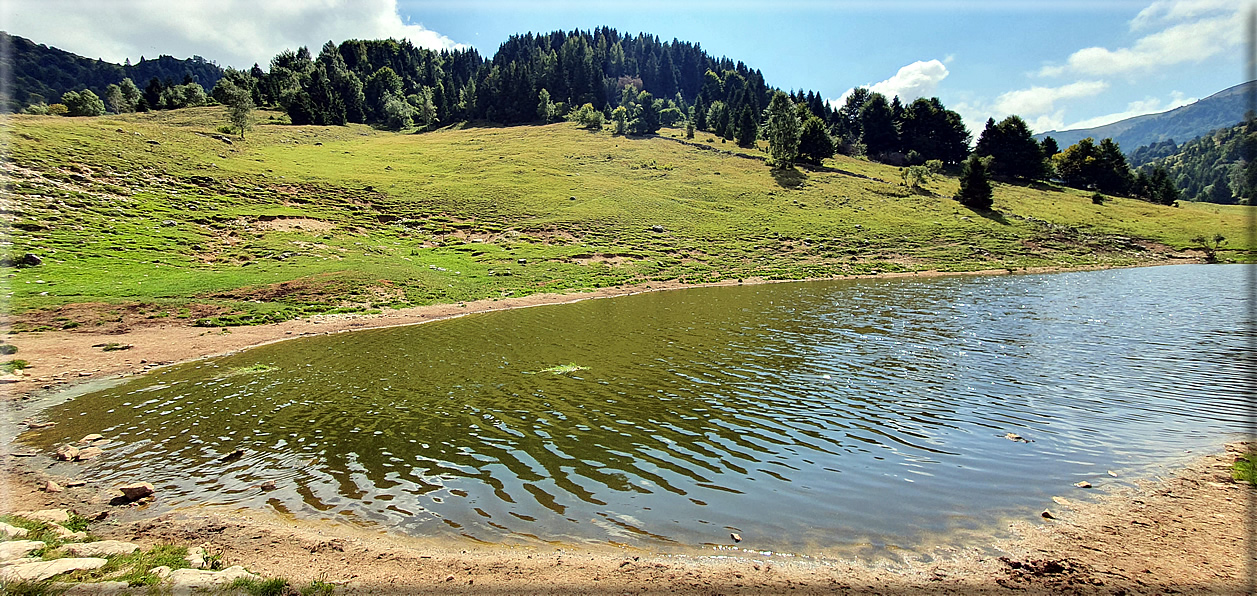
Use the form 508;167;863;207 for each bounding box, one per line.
956;154;994;209
736;105;757;148
798;115;836;164
764;91;801;168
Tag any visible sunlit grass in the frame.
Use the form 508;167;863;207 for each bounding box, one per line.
5;107;1250;328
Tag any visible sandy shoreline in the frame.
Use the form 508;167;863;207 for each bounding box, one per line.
3;434;1250;593
5;260;1252;594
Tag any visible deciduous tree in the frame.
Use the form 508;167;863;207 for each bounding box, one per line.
61;89;105;116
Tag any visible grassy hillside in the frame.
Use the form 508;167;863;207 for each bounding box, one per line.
2;107;1251;329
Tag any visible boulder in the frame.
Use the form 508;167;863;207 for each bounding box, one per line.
64;540;141;557
149;565;172;579
0;522;28;538
0;557;107;582
0;540;44;562
44;480;63;492
19;253;42;267
167;565;260;596
118;482;154;501
19;509;70;524
78;434;105;444
56;445;81;461
77;447;104;460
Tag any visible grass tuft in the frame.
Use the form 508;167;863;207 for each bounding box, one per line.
229;576;290;596
1233;453;1256;485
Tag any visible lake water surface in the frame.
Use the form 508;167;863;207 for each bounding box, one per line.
19;264;1253;558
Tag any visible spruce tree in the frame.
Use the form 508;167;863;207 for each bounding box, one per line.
956;154;994;209
798;116;836;164
764;91;801;168
735;105;757;148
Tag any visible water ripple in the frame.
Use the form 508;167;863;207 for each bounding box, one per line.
19;264;1253;556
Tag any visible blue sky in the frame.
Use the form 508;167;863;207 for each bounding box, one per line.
7;0;1250;138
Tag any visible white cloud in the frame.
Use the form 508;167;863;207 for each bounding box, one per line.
993;80;1109;118
829;59;949;109
868;60;950;102
1129;0;1237;31
1038;0;1243;77
4;0;464;68
951;80;1109;134
1059;90;1197;129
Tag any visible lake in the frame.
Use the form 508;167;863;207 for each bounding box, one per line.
18;264;1253;559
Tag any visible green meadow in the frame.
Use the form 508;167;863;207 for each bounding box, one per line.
3;107;1250;328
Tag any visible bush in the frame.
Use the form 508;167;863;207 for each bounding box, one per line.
568;103;603;130
901;160;942;190
61;90;106;117
1091;192;1105;205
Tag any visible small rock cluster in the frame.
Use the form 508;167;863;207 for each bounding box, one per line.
53;433;110;462
0;509;262;593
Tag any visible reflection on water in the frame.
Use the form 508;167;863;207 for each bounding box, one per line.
19;264;1253;557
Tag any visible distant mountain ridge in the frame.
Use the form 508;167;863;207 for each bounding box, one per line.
1034;81;1253;153
0;31;223;111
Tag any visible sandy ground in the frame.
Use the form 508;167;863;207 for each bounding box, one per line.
3;264;1253;594
3;439;1251;594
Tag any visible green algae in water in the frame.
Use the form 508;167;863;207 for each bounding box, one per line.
535;363;588;375
214;363;278;379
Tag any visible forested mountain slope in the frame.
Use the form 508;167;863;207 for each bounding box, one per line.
1034;81;1252;153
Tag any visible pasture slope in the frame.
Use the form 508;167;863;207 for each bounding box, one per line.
2;106;1251;330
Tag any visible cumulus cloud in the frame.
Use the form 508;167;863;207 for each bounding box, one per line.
4;0;463;68
952;80;1109;134
868;60;950;102
992;80;1109;117
829;59;949;109
1038;0;1242;77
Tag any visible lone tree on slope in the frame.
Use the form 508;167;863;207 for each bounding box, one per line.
956;154;994;209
